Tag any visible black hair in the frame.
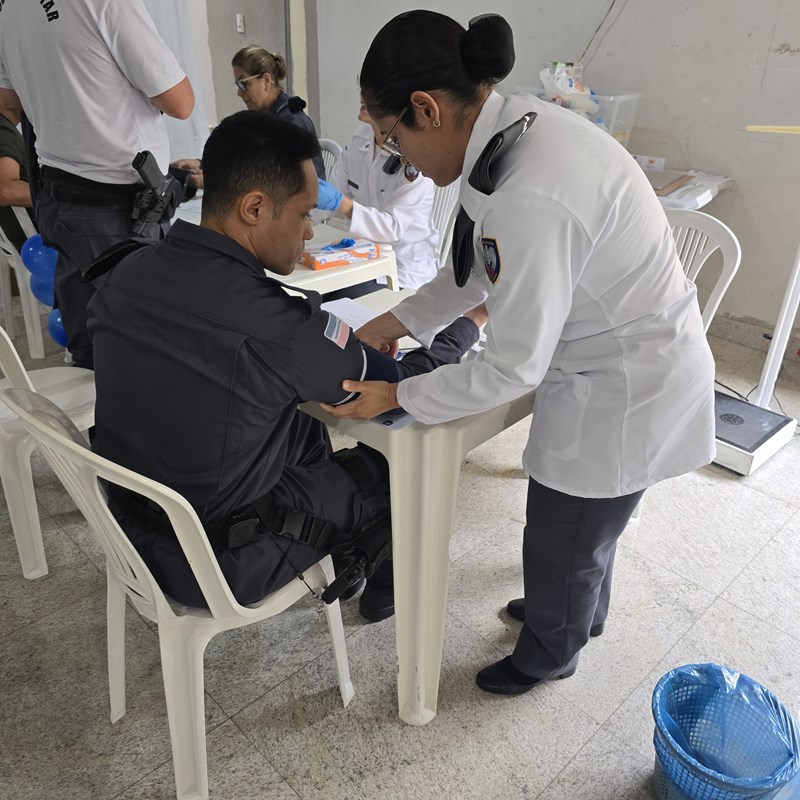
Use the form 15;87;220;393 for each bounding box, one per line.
360;11;515;123
201;110;320;219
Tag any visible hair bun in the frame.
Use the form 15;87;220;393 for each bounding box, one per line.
273;53;288;82
461;14;515;84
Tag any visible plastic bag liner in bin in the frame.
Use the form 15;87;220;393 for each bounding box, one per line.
651;664;800;800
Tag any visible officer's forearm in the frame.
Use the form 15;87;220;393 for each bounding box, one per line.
337;196;354;219
0;88;22;113
0;177;32;207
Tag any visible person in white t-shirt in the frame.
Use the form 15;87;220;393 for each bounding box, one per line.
0;0;194;369
315;96;439;297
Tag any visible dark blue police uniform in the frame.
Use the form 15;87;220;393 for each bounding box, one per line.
87;220;476;607
268;91;326;179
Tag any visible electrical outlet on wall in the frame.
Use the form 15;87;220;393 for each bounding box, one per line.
235;13;245;34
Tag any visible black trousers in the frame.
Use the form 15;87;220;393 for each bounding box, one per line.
109;412;364;607
35;180;163;369
110;318;478;608
511;478;645;679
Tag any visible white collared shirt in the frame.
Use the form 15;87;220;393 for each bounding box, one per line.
392;91;716;498
328;123;439;290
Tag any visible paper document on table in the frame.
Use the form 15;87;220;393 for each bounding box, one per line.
321;298;379;330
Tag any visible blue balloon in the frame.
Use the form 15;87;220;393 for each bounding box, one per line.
20;234;58;279
47;309;68;348
29;273;54;307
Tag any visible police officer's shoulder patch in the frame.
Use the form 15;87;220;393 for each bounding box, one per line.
323;313;351;349
481;237;501;284
404;163;419;182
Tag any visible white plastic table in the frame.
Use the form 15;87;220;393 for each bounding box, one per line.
173;200;399;294
301;290;535;724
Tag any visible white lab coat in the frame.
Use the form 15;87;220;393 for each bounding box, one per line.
392;91;716;498
328;123;439;289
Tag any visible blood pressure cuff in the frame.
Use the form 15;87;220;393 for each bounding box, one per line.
291;310;367;405
452;111;537;287
361;345;405;383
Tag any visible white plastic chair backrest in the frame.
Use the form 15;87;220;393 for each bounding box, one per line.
665;209;742;333
12;207;37;239
318;138;343;178
0;219;24;268
0;387;247;620
0;323;34;390
431;179;460;269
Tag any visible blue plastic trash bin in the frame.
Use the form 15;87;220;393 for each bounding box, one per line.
652;664;800;800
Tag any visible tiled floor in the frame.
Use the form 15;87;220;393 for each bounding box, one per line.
2;321;800;799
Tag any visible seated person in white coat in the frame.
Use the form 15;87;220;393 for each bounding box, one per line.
316;97;440;298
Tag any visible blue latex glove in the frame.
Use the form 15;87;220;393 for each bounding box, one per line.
317;179;344;211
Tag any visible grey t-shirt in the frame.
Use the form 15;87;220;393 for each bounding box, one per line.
0;0;185;183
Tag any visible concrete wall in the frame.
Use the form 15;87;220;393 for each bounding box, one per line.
206;0;287;121
310;0;800;339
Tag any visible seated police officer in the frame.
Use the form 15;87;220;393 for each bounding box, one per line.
87;110;483;621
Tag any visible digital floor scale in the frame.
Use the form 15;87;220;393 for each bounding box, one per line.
713;171;800;475
713;391;796;475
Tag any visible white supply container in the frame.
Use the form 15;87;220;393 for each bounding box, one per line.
516;86;641;150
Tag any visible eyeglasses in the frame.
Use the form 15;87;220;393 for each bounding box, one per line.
378;106;407;158
233;73;264;93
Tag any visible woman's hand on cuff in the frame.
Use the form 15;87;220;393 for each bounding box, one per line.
320;380;400;419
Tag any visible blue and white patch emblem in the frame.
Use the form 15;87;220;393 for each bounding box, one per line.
481;237;501;284
404;163;419;182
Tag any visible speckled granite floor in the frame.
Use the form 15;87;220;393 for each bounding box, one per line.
2;305;800;799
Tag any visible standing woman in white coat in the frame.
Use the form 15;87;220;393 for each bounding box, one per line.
316;97;439;297
323;11;716;695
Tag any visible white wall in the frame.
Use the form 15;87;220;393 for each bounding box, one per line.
143;0;216;159
311;0;800;334
206;0;287;121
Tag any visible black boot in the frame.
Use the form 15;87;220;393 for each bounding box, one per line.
359;557;394;622
476;656;576;695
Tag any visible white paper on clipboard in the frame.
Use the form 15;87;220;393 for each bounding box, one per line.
320;298;380;330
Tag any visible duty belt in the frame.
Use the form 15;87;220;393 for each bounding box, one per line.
109;484;336;552
205;492;340;551
41;166;141;206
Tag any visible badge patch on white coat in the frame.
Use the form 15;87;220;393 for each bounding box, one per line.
404;163;419;182
323;314;351;349
482;237;501;284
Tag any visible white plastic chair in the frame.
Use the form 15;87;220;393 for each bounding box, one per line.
0;387;353;800
630;210;741;524
319;138;343;179
665;209;742;333
431;179;460;269
0;212;46;358
0;325;94;577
